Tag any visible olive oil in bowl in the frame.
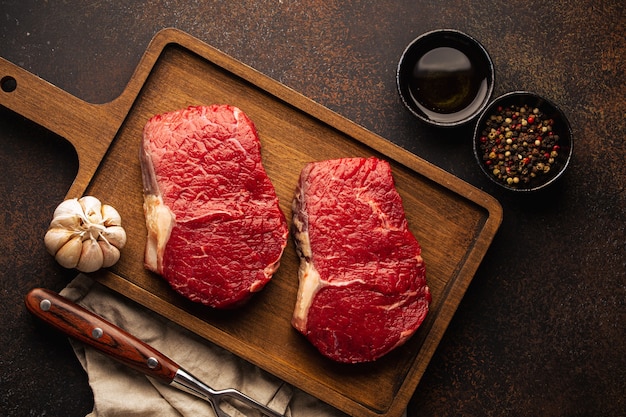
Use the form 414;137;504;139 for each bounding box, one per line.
397;30;494;127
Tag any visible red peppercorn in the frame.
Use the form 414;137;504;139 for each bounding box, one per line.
527;116;535;124
553;145;560;151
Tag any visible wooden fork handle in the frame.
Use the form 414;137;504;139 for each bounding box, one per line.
25;287;179;383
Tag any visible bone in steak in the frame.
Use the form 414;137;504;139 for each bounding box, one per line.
291;157;430;363
140;105;288;308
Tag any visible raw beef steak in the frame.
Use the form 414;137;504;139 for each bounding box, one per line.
291;157;430;363
140;105;288;308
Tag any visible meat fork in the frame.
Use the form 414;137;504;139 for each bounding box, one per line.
25;288;285;417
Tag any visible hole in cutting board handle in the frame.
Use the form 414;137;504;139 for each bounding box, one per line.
1;76;17;92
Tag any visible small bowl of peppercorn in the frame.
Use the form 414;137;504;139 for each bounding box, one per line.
473;91;573;192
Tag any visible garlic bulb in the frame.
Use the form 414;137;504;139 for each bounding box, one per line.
44;196;127;273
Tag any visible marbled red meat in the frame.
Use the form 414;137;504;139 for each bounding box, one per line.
291;157;430;363
140;105;288;308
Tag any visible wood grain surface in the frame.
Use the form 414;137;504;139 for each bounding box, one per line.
1;29;501;417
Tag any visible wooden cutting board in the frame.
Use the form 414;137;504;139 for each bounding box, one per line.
0;28;502;417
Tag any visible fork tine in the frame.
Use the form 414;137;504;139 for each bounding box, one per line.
171;369;284;417
214;388;284;417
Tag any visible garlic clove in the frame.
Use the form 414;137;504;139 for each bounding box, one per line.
80;196;103;225
77;239;104;273
55;235;83;269
50;215;82;230
53;198;83;219
50;198;85;229
101;225;127;249
99;240;121;268
44;228;76;255
101;204;122;227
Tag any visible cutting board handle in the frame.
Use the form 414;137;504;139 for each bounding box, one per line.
0;57;126;197
0;29;186;198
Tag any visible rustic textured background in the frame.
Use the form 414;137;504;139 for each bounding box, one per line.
1;1;624;416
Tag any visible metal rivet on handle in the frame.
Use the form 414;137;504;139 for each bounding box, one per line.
39;299;51;311
92;328;104;339
147;357;159;369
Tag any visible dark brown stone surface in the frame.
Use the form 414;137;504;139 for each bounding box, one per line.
1;1;624;416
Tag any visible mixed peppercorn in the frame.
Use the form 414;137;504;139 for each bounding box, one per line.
477;104;561;188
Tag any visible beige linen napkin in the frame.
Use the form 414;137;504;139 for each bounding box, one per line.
60;274;349;417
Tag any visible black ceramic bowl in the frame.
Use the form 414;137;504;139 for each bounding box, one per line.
473;91;573;192
397;29;495;127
